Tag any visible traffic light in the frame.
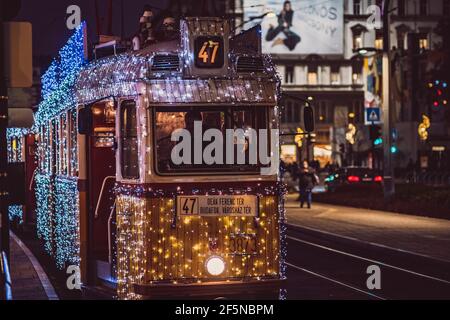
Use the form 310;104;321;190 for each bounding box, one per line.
428;80;448;110
369;125;382;147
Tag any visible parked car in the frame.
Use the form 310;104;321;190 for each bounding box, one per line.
324;167;383;192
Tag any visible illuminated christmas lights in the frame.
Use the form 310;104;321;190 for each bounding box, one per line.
31;16;287;298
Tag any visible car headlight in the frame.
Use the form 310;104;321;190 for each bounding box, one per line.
205;255;225;276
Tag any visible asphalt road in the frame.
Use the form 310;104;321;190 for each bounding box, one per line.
284;224;450;300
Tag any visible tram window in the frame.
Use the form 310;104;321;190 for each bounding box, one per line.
120;100;139;179
60;113;68;176
69;109;78;176
154;106;269;174
51;119;57;175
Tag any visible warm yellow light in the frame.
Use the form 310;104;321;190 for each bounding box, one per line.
205;256;225;276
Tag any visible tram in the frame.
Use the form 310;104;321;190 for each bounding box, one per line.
17;16;313;299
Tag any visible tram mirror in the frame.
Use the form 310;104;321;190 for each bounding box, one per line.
78;106;93;135
303;104;315;133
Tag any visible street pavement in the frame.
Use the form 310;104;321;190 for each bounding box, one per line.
8;232;57;300
285;193;450;262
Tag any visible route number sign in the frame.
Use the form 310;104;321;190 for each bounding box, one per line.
194;36;224;68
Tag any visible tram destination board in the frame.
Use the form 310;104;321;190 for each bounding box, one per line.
177;195;257;217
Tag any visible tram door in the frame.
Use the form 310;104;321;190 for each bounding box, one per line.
25;134;37;225
87;100;117;282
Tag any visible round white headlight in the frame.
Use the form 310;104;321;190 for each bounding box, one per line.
205;255;225;276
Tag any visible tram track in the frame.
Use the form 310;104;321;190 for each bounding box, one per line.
285;225;450;300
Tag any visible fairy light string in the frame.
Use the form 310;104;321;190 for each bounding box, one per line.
30;17;286;298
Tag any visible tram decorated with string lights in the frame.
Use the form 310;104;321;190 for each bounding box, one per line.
8;16;316;299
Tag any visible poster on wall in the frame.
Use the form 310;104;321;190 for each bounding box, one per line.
243;0;344;55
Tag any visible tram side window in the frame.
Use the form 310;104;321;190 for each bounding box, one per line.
51;119;57;175
120;100;139;179
59;113;68;176
69;109;78;176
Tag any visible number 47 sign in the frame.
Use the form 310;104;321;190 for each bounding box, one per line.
194;36;224;68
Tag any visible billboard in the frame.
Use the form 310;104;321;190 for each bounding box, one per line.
243;0;344;55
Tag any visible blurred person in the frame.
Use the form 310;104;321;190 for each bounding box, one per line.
298;160;317;209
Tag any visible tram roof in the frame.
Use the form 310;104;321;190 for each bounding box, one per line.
34;19;279;128
74;43;278;106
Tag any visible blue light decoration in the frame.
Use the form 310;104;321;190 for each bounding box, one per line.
54;176;80;269
6;128;29;225
8;206;24;225
35;173;53;255
34;22;86;128
34;22;86;269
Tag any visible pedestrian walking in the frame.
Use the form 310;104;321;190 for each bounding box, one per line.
298;160;318;209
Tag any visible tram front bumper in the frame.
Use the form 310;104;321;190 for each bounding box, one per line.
133;278;285;299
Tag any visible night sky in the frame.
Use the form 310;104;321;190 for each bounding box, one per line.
14;0;167;61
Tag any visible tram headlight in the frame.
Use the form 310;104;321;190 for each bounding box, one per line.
205;255;225;276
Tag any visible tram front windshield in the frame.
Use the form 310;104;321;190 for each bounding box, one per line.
154;105;271;174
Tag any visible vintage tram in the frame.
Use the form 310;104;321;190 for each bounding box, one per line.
16;16;311;299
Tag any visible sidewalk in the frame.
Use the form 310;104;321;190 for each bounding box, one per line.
285;193;450;262
9;232;58;300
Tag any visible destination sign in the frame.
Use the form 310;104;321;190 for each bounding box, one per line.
177;195;257;217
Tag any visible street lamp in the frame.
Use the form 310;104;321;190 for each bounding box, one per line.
353;0;395;200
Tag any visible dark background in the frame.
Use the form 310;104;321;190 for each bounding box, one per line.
13;0;167;57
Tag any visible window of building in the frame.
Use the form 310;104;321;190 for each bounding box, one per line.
352;62;362;85
353;34;363;50
285;101;293;122
293;102;300;123
285;65;294;84
419;34;429;49
120;100;139;179
307;72;318;85
375;37;383;50
331;72;340;85
353;0;361;14
420;0;427;15
307;65;318;85
330;65;340;85
397;32;405;49
316;101;330;123
444;0;450;15
397;0;405;16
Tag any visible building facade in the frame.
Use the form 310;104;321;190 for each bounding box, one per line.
236;0;448;170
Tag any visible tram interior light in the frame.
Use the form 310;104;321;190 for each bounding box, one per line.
206;255;225;276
